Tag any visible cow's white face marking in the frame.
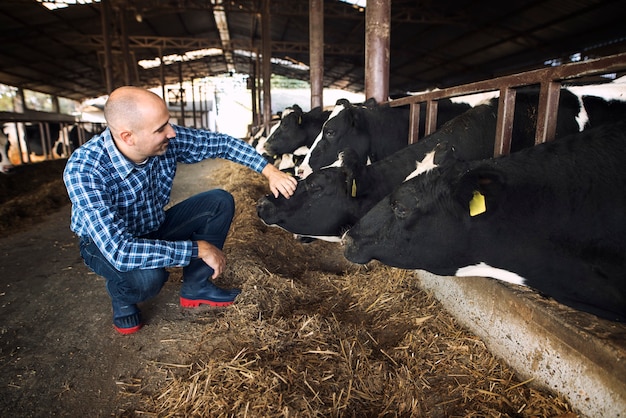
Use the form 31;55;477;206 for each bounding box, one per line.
255;135;269;155
403;149;438;182
262;223;341;242
321;150;345;170
266;107;294;141
278;153;295;170
455;262;526;286
299;102;347;178
295;234;342;243
292;145;309;156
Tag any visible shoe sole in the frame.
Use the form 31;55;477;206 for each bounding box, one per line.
180;296;235;308
114;323;143;335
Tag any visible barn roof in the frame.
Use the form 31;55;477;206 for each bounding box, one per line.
0;0;625;102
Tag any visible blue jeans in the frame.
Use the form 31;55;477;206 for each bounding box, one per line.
79;189;235;307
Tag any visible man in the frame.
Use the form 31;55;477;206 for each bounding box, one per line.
63;86;297;335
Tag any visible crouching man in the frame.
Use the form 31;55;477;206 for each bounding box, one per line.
63;86;296;334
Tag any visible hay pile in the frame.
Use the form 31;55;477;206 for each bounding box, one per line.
0;159;70;235
131;162;576;417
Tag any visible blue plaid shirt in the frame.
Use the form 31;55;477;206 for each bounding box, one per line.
63;124;268;272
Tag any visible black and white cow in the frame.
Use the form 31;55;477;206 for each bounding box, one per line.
264;104;331;156
257;88;583;241
343;120;626;322
581;95;626;130
298;97;471;177
54;123;104;157
23;122;61;157
0;129;14;174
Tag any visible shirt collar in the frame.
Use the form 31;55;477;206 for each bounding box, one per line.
103;128;139;179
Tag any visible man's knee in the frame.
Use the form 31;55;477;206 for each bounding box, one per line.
212;189;235;218
135;269;169;300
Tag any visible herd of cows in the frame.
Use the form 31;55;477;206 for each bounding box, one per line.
1;87;624;322
255;88;626;322
0;122;103;173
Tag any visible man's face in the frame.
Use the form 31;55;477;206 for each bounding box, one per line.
133;103;176;158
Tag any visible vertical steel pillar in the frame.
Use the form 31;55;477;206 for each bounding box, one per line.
100;0;114;93
262;0;272;135
159;47;166;99
119;6;132;85
309;0;324;109
365;0;390;103
178;61;185;126
191;78;197;128
250;60;258;126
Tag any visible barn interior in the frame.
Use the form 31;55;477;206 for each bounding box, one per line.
1;0;626;103
1;0;625;416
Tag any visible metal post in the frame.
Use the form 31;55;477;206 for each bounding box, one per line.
365;0;390;103
119;5;132;85
178;61;185;126
250;60;258;126
100;0;114;93
262;0;272;135
191;78;197;128
159;47;166;99
309;0;324;109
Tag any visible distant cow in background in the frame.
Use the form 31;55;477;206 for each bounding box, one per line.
343;120;626;322
581;95;626;130
23;122;61;157
0;129;14;174
54;123;104;157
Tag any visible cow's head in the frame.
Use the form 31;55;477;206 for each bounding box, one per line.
308;99;371;171
264;105;306;156
256;148;366;240
343;161;503;273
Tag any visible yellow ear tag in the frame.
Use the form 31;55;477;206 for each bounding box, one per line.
351;179;357;197
469;190;486;216
298;116;302;125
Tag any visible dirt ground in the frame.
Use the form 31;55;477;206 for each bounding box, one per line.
0;159;237;416
0;159;580;417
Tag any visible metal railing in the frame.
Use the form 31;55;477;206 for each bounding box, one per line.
389;52;626;156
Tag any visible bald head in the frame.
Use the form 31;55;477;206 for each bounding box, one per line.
104;86;166;136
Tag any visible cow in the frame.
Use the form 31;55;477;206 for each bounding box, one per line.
264;104;331;156
0;129;14;174
257;88;583;241
54;123;104;157
581;95;626;130
298;97;471;177
343;120;626;322
23;122;61;157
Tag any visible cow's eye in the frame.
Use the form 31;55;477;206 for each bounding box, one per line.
391;200;409;219
325;129;335;139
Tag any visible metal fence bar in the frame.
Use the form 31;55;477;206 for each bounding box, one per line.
389;52;626;156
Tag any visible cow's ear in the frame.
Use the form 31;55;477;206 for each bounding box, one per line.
456;167;504;217
336;98;352;107
363;97;378;108
339;147;360;171
309;106;322;116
